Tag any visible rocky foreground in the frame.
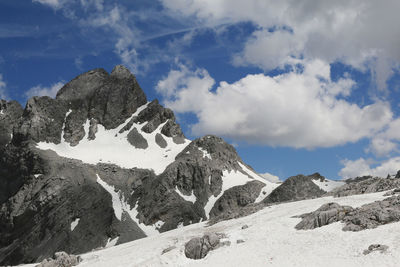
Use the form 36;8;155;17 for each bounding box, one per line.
20;190;400;267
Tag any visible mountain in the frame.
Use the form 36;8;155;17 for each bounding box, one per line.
0;66;278;265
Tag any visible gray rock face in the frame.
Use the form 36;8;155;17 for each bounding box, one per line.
263;173;326;204
209;180;265;218
295;203;354;230
0;100;23;147
395;170;400;179
14;65;147;146
363;244;389;255
155;133;167;148
330;177;400;197
294;195;400;232
342;195;400;231
35;251;82;267
184;233;221;259
127;128;148;149
0;146;148;265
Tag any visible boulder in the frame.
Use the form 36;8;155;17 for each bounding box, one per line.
184;233;221;259
363;244;389;255
295;202;353;230
35;251;82;267
342;195;400;231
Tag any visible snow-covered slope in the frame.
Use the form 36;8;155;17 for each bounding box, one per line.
312;178;345;192
22;191;400;267
37;103;190;174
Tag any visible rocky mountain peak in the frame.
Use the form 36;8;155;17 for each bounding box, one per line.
110;65;136;80
56;68;109;101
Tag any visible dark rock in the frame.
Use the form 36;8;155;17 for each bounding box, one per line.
263;174;326;204
184;233;221;260
330;177;400;197
363;244;389;255
88;118;98;140
14;96;68;144
295;203;353;230
155;133;167;148
136;100;175;134
342;195;400;231
209;180;265;218
161;119;185;142
0;100;23;147
236;239;245;244
161;246;176;255
395;170;400;179
127;128;148;149
35;251;82;267
241;224;249;230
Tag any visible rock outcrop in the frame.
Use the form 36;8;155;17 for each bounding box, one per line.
0;100;23;147
35;251;82;267
330;177;400;197
342;195;400;231
363;244;389;255
295;203;353;230
295;195;400;232
263;173;326;204
184;233;224;259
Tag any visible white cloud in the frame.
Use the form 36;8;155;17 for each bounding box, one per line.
32;0;66;9
161;0;400;91
367;118;400;156
0;74;6;99
25;81;64;99
259;172;280;183
339;157;400;179
157;60;392;148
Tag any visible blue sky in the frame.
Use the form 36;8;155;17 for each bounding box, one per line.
1;0;400;180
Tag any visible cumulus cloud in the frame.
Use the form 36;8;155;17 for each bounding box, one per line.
156;61;392;148
339;157;400;179
161;0;400;90
367;118;400;156
25;81;64;99
0;74;6;99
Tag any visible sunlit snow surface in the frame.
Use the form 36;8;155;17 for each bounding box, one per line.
312;178;345;192
36;103;190;175
59;191;400;267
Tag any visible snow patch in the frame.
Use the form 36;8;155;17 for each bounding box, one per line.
37;104;189;174
96;174;160;236
70;218;80;231
254;183;280;203
105;237;119;248
175;187;196;203
198;147;212;160
312;179;345;192
204;168;253;219
33;174;42;178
